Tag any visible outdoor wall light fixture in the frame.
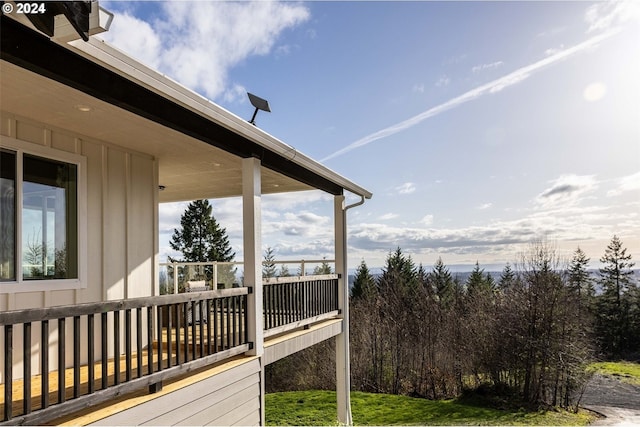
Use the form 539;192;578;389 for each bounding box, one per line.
247;92;271;125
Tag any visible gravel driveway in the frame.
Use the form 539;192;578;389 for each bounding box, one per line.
581;374;640;425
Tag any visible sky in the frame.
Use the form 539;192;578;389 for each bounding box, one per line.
99;0;640;272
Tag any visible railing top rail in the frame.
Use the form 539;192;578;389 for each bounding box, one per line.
263;273;339;285
158;259;335;266
158;261;243;266
0;287;248;325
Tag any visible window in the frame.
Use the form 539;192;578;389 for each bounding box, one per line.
0;143;82;284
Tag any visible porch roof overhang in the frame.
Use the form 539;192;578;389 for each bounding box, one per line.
0;14;372;203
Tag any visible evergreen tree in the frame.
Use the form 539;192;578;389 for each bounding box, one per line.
263;246;277;279
313;258;332;275
169;199;236;286
279;264;291;278
351;259;375;299
568;247;594;303
498;262;517;291
466;261;493;298
596;235;636;356
431;257;454;307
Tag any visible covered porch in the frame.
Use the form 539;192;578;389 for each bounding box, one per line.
1;273;341;425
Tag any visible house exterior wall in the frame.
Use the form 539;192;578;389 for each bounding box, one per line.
90;358;262;426
0;111;159;381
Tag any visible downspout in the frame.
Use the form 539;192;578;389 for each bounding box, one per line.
345;194;366;212
337;192;367;425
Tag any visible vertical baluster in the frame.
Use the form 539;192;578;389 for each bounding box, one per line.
199;301;204;357
157;305;164;371
166;305;172;368
206;299;212;355
23;322;31;415
41;320;49;409
191;301;197;359
232;296;237;347
266;284;271;329
213;299;219;353
238;296;243;346
219;298;226;350
174;304;180;365
148;306;155;375
243;294;249;344
73;316;80;398
136;307;143;378
4;324;12;421
88;314;95;394
101;313;108;389
58;318;65;404
226;297;232;349
125;309;132;382
183;302;189;362
113;311;120;385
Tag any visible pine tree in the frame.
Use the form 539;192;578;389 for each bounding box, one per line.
313;258;332;275
498;262;517;291
169;199;236;286
431;257;454;307
596;235;636;356
351;259;375;299
263;246;277;279
568;247;594;304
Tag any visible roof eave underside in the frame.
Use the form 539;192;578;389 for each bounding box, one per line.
0;15;372;200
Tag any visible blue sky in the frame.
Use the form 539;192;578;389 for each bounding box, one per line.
100;0;640;271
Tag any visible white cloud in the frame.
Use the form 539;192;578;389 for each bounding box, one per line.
412;83;425;93
536;174;598;208
585;0;640;33
607;171;640;196
379;213;399;220
396;182;416;194
102;13;162;69
544;44;565;56
435;75;450;87
421;215;434;226
102;1;310;100
472;61;503;73
477;203;493;210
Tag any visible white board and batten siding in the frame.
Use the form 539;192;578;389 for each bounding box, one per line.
91;358;262;426
0;112;159;381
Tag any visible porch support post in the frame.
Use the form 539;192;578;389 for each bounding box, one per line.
242;157;265;424
243;157;263;356
334;194;353;425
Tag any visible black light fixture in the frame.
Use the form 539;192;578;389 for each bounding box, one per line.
247;92;271;125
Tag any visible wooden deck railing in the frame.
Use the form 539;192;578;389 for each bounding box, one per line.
0;288;250;425
0;274;340;425
263;274;339;338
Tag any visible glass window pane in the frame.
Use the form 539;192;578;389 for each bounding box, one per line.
23;155;77;280
0;149;16;281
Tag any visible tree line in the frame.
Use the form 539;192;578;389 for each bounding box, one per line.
268;236;639;410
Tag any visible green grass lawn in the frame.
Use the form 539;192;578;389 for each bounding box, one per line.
265;390;595;426
588;361;640;386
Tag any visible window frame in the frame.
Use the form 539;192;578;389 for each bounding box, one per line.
0;136;87;293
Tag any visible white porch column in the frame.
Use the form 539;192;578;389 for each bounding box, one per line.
334;194;353;425
243;157;263;356
243;157;265;425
